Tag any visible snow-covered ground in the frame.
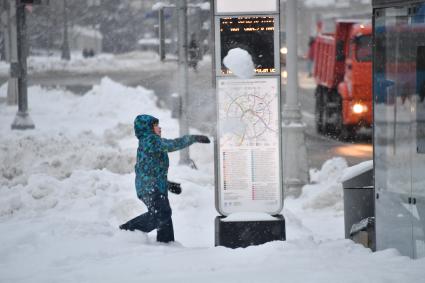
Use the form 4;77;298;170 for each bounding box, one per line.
303;0;371;8
0;79;424;282
0;51;177;77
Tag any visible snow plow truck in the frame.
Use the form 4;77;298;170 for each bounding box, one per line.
313;20;372;140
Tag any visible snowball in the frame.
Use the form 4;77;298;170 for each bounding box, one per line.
223;48;255;79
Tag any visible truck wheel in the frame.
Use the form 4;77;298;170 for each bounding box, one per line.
336;96;355;141
339;123;355;141
315;87;324;134
322;91;335;136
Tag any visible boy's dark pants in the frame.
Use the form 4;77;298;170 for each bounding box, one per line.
125;191;174;243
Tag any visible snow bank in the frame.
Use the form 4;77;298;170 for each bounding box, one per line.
284;157;348;241
310;157;348;184
20;51;175;75
223;48;255;79
303;157;348;211
0;78;163;189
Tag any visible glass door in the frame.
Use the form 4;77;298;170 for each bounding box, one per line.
374;6;414;257
409;4;425;259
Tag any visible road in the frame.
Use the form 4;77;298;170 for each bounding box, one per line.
0;57;372;169
296;71;372;169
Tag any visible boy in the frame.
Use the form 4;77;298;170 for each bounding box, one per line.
119;114;210;243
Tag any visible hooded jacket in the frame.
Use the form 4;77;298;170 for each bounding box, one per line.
134;115;196;197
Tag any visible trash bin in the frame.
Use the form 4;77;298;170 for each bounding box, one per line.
341;160;375;249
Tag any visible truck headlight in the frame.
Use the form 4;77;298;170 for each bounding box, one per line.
352;103;367;114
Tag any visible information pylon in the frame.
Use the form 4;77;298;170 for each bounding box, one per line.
212;0;285;248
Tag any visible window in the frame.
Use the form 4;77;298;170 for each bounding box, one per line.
355;35;372;62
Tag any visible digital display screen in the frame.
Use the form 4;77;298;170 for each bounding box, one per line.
220;16;276;74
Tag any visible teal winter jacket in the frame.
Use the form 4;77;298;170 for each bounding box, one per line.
134;115;196;197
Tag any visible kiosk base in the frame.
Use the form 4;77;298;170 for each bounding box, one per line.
215;215;286;248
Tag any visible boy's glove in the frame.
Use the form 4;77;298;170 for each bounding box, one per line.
193;135;210;144
168;181;182;195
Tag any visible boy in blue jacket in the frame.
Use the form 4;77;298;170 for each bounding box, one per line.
119;114;210;243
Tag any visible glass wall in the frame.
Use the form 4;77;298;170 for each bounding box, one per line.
374;3;425;259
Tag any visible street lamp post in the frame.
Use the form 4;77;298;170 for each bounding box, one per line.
177;0;191;165
6;0;18;106
11;0;34;130
282;0;308;196
61;0;70;60
158;7;166;61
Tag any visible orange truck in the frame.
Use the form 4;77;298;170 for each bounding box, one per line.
313;20;372;140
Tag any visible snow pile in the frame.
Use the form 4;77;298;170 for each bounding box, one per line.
304;157;348;211
223;48;255;79
0;80;424;282
284;157;348;241
310;157;348;185
0;78;164;189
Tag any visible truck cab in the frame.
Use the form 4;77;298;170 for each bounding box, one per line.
338;23;372;134
314;21;372;140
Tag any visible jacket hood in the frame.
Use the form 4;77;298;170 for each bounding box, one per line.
134;114;159;139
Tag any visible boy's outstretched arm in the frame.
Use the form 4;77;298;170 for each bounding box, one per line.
161;135;210;152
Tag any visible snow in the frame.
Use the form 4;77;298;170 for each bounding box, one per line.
0;78;424;282
341;160;373;183
223;48;255;79
152;2;173;11
223;212;277;222
138;38;172;45
0;82;7;98
0;60;8;77
198;2;210;11
304;0;336;7
303;0;371;8
70;25;103;39
151;1;209;11
0;51;176;77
